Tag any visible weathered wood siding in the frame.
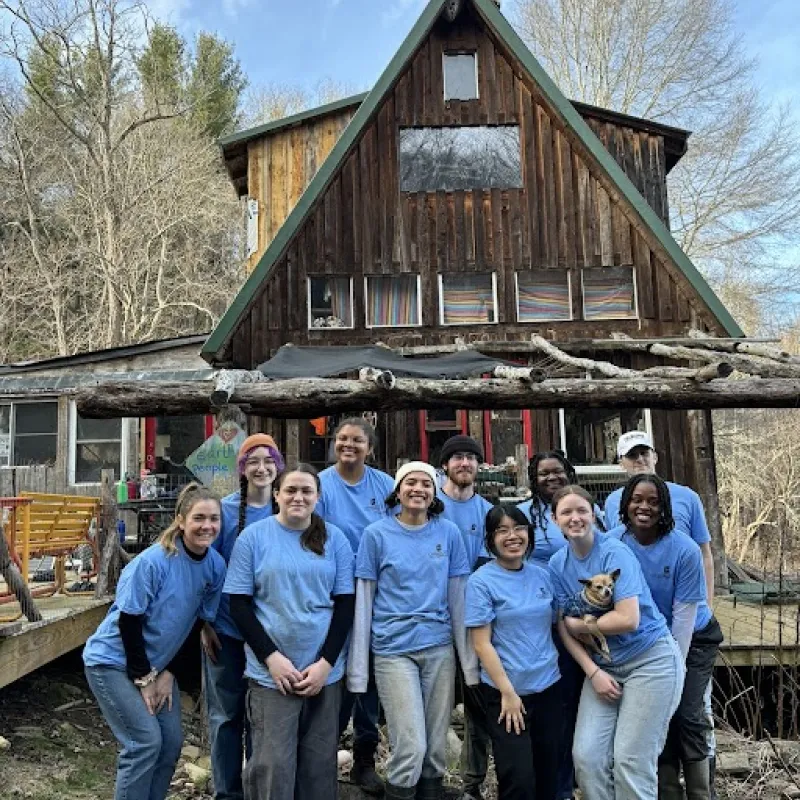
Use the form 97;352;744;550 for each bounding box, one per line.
246;108;358;272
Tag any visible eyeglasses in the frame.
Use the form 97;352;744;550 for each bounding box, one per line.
245;458;276;468
494;525;529;536
537;468;566;479
449;453;478;463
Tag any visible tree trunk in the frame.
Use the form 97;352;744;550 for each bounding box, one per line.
76;376;800;419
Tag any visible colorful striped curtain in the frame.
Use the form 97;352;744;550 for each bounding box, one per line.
367;275;420;326
517;270;571;321
441;273;495;324
582;267;637;320
327;278;352;326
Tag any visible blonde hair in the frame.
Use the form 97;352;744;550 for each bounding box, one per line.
159;482;221;555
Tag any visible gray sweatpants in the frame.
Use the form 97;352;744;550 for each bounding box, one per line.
243;679;342;800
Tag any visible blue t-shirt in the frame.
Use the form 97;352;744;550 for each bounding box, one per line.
439;489;494;569
604;482;711;546
608;525;710;630
84;539;226;671
316;465;396;552
548;533;668;664
518;499;605;565
356;515;470;656
465;560;560;695
223;516;355;689
210;492;274;639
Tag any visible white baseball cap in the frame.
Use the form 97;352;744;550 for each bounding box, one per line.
616;431;655;459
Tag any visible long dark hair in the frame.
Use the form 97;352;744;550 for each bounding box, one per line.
272;463;328;555
526;451;577;532
619;474;675;539
484;505;534;559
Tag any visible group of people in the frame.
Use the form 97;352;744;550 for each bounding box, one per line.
82;419;722;800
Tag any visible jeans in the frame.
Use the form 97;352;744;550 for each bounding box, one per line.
456;661;491;795
243;679;342;800
374;644;456;788
85;665;183;800
661;618;723;769
484;680;562;800
339;679;381;754
573;636;684;800
555;635;584;800
203;633;251;800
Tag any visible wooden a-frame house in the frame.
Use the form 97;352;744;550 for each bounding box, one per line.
202;0;741;516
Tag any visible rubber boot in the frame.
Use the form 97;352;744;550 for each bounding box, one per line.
684;759;711;800
351;740;385;796
709;756;717;800
658;761;685;800
384;783;416;800
416;776;444;800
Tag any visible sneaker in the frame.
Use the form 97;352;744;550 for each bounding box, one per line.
351;760;385;796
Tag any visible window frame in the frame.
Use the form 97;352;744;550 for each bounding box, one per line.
515;269;573;323
443;51;479;101
306;275;355;330
68;401;129;486
0;400;59;468
581;266;639;322
438;271;498;327
364;274;423;329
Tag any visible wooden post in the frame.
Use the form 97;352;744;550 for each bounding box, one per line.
95;469;120;598
285;419;300;465
20;502;30;586
688;409;729;594
515;444;530;490
0;521;42;622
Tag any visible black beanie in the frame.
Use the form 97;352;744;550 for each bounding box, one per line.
439;435;484;466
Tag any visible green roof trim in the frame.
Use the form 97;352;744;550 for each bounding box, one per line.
218;92;369;149
205;0;741;361
469;0;742;337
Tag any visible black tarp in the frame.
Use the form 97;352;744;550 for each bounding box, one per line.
256;345;511;379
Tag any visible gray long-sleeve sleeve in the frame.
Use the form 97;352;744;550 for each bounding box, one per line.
346;578;375;694
671;601;698;661
449;574;479;685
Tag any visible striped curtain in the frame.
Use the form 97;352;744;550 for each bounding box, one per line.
441;273;495;324
582;267;637;320
517;270;571;321
367;275;420;326
327;278;352;326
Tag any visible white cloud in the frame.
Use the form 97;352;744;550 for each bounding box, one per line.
381;0;426;28
146;0;193;23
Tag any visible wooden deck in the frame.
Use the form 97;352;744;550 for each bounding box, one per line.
0;594;111;689
715;595;800;667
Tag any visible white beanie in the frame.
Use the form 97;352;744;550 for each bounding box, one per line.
394;461;439;490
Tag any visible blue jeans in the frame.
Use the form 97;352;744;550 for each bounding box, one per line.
572;637;684;800
203;633;251;800
556;635;584;800
85;665;183;800
339;682;381;752
374;644;455;789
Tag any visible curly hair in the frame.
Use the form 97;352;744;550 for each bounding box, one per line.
526;450;578;531
618;474;675;539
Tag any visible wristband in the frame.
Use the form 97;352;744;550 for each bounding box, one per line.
588;667;601;681
134;668;158;688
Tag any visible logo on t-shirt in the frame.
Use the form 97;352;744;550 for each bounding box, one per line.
370;498;377;506
663;566;671;577
537;586;549;599
430;542;446;558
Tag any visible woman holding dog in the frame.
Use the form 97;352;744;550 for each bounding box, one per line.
466;504;562;800
608;475;723;800
549;485;684;800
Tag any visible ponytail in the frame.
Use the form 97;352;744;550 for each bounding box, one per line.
160;482;221;556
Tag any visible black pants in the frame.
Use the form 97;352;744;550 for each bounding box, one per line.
484;680;562;800
661;616;723;767
455;660;492;793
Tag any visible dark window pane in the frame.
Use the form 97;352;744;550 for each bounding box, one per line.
564;408;645;465
13;434;57;466
490;410;522;464
75;441;121;483
400;126;522;192
76;415;121;441
444;53;477;100
309;277;353;328
15;403;57;435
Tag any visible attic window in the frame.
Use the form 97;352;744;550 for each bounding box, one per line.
582;267;638;321
308;277;353;329
399;126;522;192
516;270;572;322
365;274;421;328
439;273;497;325
444;52;478;100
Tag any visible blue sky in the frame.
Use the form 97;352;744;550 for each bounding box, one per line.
150;0;799;120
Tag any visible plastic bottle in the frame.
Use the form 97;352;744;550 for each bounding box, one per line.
116;479;128;504
116;518;126;545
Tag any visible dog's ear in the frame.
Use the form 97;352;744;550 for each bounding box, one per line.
578;578;591;587
609;568;621;582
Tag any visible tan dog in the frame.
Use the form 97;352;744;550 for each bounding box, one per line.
563;569;621;662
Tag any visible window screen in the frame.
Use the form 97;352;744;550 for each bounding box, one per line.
444;53;478;100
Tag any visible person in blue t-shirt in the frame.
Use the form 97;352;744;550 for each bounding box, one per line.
316;417;394;796
348;461;474;800
549;485;684;800
518;450;602;800
84;483;226;800
466;505;561;800
200;433;283;800
437;434;494;800
225;463;355;800
609;475;723;800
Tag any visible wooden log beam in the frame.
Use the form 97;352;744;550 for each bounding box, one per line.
75;376;800;418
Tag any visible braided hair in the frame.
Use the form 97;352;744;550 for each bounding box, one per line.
526;451;577;532
237;443;283;535
618;474;675;539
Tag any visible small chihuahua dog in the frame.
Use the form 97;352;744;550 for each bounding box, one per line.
563;569;621;662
